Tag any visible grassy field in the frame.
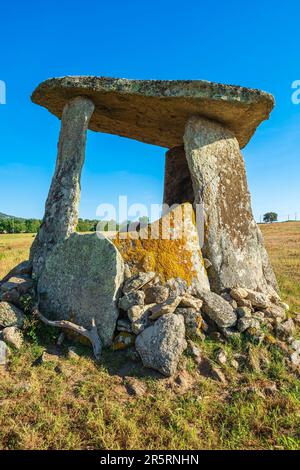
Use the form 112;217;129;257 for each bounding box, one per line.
0;223;299;450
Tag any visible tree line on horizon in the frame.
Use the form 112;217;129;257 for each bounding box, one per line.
0;216;150;234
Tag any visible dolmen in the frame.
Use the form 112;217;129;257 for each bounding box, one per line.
1;76;286;375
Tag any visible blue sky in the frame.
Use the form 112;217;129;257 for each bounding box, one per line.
0;0;299;222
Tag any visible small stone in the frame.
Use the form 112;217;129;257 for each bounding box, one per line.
175;307;202;338
230;287;248;301
144;285;169;304
200;290;237;328
1;276;33;295
124;377;147;397
217;350;227;365
209;331;223;341
149;295;181;320
263;304;286;320
123;272;156;294
203;258;212;269
237;317;253;332
245;289;269;309
236;298;253;309
131;309;152;335
135;314;187;376
112;332;135;350
290;351;300;366
117;319;132;332
2;326;23;349
124;264;132;280
236;306;252;318
186;340;201;358
231;359;239;370
68;346;80;360
291;339;300;351
128;303;155;325
253;311;265;321
0;340;8;365
118;290;145;311
32;350;60;366
0;302;25;328
179;294;203;310
221;292;238;309
275;318;295;340
280;302;289;311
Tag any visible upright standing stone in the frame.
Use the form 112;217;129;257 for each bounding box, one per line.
163;146;194;207
30;96;95;275
184;116;278;294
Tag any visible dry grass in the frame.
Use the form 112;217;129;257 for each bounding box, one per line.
0;233;34;279
261;222;300;312
0;223;299;450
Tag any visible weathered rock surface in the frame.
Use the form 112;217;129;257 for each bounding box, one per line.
175;307;202;338
37;233;124;346
179;294;203;310
144;285;170;305
200;290;237;328
136;314;187;376
118;291;145;311
230;287;248;301
0;340;8;365
130;304;155;334
114;204;210;292
184;116;278;295
122;272;156;294
30;96;95;276
163;146;194;207
3;326;24;349
149;295;181;320
31;76;274;149
245;289;269;309
0;302;25;328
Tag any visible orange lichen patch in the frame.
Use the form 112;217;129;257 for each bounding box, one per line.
113;204;206;286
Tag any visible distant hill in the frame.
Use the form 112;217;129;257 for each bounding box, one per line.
0;212;25;220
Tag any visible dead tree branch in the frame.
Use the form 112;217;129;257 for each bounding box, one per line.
32;305;102;361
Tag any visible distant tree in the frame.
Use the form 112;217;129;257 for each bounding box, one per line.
263;212;278;223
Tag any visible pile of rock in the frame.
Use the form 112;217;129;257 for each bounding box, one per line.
113;268;300;375
0;261;33;365
1;258;299;377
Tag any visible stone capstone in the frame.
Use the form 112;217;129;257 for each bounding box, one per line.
37;233;124;346
31;76;274;149
136;313;187;376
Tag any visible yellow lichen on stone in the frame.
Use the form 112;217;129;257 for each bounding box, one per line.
113;203;209;289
